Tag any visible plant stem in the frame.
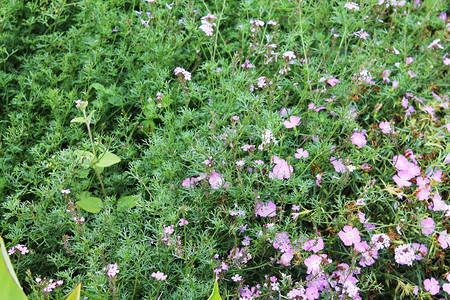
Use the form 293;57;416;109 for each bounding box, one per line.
83;109;107;198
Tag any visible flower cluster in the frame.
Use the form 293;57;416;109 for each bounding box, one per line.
199;14;217;36
35;277;63;294
8;244;29;256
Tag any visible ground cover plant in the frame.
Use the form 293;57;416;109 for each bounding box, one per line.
0;0;449;299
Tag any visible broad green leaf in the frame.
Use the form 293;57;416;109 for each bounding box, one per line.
76;197;102;213
91;83;105;91
0;236;28;300
77;169;90;179
86;110;96;124
70;117;85;123
66;281;82;300
117;196;137;211
95;152;121;168
207;278;222;300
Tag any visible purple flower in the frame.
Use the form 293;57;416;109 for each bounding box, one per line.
255;201;276;217
351;130;367;148
338;226;361;246
424;278;440;295
406;57;414;65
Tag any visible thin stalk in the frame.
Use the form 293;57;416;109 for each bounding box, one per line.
82;109;107;198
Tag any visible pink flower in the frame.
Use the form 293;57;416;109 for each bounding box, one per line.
304;286;320;300
428;39;444;49
179;218;189;226
353;29;369;39
284;116;301;128
151;271;167;281
257;76;267;88
174;67;191;81
283;51;296;61
421;218;435;235
392;80;399;89
351;130;367;148
316;173;322;186
61;189;71;194
209;171;224;189
255;201;277;217
182;177;196;189
371;233;390;250
438;231;450;249
406;57;414;65
422;106;435;117
344;2;360;10
304;254;330;275
231;274;242;282
330;157;346;173
8;244;29;255
295;148;309;159
106;263;120;278
279;251;293;266
199;23;214;36
302;237;324;253
269;156;293;180
379;121;392;133
394;244;415;265
443;283;450;295
338;225;361;246
424;278;440;295
327;78;340;86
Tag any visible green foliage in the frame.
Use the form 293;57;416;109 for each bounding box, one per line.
1;0;449;299
0;236;28;300
207;278;223;300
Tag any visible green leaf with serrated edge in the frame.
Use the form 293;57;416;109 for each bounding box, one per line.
117;196;137;211
66;281;82;300
0;236;28;300
76;197;102;213
95;152;121;168
207;278;222;300
70;117;85;123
